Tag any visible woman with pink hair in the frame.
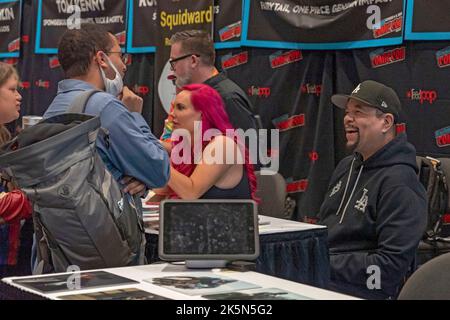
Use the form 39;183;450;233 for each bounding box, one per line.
155;84;257;201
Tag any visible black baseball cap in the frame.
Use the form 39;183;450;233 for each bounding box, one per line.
331;80;401;122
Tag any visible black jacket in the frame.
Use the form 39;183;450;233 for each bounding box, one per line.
318;133;427;299
204;72;259;132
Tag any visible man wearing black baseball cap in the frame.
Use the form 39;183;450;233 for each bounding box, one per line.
331;80;401;160
318;80;427;299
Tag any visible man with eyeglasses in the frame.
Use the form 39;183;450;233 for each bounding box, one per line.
44;24;170;194
161;30;260;158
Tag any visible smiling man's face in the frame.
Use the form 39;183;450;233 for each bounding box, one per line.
344;98;388;159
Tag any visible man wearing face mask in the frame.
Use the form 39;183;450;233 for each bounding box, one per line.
44;24;170;194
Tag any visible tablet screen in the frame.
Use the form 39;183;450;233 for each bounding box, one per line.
159;200;259;261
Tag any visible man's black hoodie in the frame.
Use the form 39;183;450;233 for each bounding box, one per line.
318;133;427;299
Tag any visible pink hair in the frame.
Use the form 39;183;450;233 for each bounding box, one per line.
171;83;258;201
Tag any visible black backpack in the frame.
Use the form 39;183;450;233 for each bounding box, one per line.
416;156;449;241
0;91;146;273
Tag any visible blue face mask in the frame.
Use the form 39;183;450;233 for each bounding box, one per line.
99;54;123;97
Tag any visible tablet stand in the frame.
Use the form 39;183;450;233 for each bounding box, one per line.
185;260;228;269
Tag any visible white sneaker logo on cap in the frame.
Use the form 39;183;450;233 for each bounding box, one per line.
381;101;388;108
352;84;361;94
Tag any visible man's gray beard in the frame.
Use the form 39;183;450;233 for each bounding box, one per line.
175;72;193;88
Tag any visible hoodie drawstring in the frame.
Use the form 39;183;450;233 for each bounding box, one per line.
335;157;355;217
339;165;364;224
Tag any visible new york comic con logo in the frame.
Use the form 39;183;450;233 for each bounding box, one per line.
372;13;402;38
406;88;438;104
221;51;248;70
436;46;450;68
269;50;302;69
272;113;305;132
115;31;126;46
8;38;20;52
49;56;60;69
3;58;18;66
435;126;450;148
218;21;241;42
286;178;308;193
370;47;405;68
19;81;30;90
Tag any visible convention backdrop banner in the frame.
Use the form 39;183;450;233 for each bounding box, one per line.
35;0;127;54
153;0;213;136
215;47;338;223
9;0;450;224
405;0;450;40
126;0;157;53
0;0;21;58
213;0;242;49
242;0;405;49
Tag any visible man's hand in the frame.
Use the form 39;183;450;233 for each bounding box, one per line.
121;86;143;114
121;176;146;197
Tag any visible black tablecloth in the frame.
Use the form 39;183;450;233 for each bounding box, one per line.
0;220;45;300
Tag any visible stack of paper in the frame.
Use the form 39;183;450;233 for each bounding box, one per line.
142;200;159;222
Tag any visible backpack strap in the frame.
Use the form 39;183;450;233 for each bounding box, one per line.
67;89;102;114
420;156;449;241
66;89;111;148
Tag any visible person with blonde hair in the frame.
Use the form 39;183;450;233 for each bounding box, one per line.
0;62;33;277
0;62;20;145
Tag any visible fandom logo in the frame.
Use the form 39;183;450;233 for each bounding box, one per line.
435;126;450;148
286;179;309;193
436;46;450;68
35;80;50;89
301;84;322;96
247;86;271;98
272;114;305;132
373;16;402;38
132;84;150;96
269;50;302;69
21;35;30;44
370;47;405;68
221;51;248;70
49;56;61;69
219;21;241;42
406;89;438;104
